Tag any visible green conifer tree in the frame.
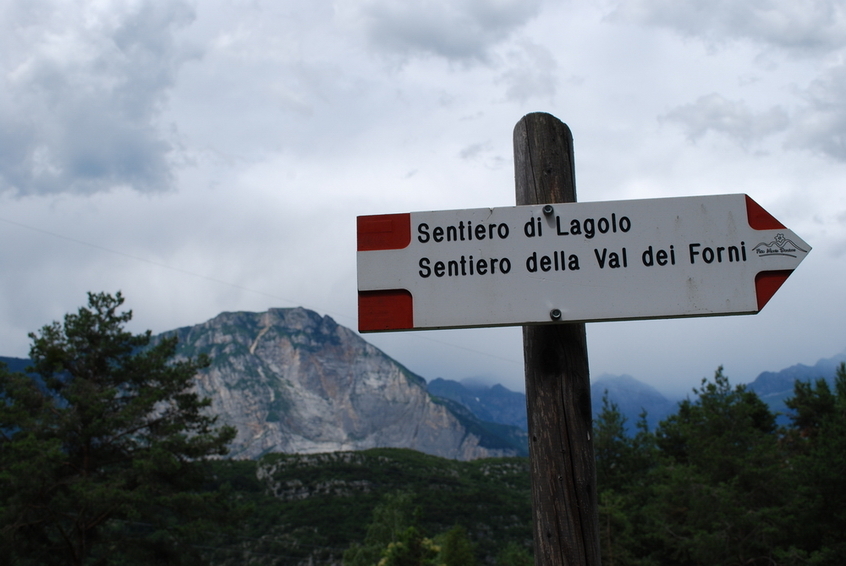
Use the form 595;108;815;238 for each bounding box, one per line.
780;363;846;562
344;492;416;566
0;292;237;565
438;525;476;566
646;367;785;565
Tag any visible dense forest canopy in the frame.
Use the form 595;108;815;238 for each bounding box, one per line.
593;365;846;566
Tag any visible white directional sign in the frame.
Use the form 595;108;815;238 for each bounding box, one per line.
357;194;810;332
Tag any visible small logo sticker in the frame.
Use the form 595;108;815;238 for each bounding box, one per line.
753;233;807;258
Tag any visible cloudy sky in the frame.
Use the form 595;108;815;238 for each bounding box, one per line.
1;0;844;398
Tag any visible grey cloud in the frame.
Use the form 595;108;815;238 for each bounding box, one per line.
610;1;846;162
459;141;491;160
0;1;196;196
610;0;846;53
662;93;789;146
458;141;506;170
789;63;846;161
666;73;846;163
497;41;557;103
352;0;543;62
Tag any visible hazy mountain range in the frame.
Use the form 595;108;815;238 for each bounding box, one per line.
430;349;846;434
746;349;846;421
2;306;844;457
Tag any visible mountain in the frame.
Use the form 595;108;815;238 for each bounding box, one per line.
165;307;526;460
0;356;30;374
591;374;677;431
427;373;677;435
432;351;846;435
747;348;846;419
428;378;528;430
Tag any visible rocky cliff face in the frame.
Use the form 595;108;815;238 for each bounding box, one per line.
166;308;520;460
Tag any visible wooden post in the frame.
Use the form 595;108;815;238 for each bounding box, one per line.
514;113;601;565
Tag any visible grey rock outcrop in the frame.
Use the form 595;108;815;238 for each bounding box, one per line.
166;307;520;460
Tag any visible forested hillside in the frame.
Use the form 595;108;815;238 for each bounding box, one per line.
197;364;846;566
200;449;533;565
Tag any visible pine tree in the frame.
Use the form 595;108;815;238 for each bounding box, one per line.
645;367;786;565
344;492;416;566
495;541;533;566
593;394;657;565
438;525;477;566
780;363;846;562
0;292;237;565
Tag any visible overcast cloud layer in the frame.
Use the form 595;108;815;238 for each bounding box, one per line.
1;0;844;397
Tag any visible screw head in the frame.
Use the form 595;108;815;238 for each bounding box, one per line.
550;308;562;320
542;204;554;216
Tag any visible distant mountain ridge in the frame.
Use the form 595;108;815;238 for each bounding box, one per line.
426;352;846;434
590;374;677;431
0;356;30;372
428;378;528;430
428;373;677;434
747;348;846;419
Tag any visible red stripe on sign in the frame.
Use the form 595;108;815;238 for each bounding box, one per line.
358;289;414;332
755;270;792;311
357;214;412;251
746;195;785;230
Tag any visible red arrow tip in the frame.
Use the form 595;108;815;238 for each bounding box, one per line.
746;195;785;230
755;270;793;311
